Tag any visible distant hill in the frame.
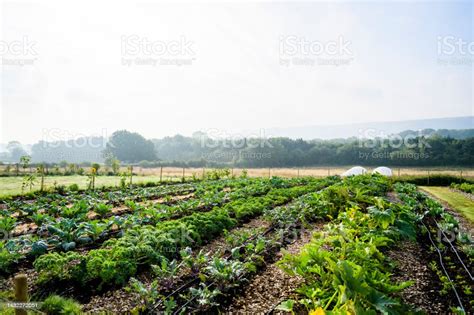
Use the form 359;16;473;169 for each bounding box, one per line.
263;116;473;140
398;128;474;139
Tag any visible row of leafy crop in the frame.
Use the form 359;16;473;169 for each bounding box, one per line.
395;183;473;312
31;177;331;293
0;177;285;274
125;179;340;313
2;177;297;227
272;178;425;313
3;178;253;237
128;175;388;313
129;225;280;314
396;183;473;264
1;182;198;220
450;182;474;194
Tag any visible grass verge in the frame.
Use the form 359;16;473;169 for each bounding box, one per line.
420;186;474;223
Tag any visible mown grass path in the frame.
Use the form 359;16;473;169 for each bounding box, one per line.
420;186;474;223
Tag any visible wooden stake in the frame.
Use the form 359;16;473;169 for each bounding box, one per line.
297;169;300;178
14;274;27;315
182;167;185;182
39;166;45;192
202;168;205;179
129;166;133;186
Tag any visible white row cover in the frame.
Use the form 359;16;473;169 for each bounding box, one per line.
372;166;393;176
341;166;367;177
341;166;393;177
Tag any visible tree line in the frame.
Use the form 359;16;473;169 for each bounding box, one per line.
1;129;473;168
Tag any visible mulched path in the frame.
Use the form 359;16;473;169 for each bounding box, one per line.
388;189;470;314
224;222;324;314
387;241;450;314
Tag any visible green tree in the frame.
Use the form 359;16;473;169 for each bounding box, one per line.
104;130;156;163
7;141;27;162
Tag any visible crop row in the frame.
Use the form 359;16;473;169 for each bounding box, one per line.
30;177;328;288
276;180;419;313
1;182;196;214
0;177;296;274
129;175;390;313
395;183;473;312
450;182;474;194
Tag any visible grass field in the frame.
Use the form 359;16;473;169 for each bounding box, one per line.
420;186;474;223
137;166;474;178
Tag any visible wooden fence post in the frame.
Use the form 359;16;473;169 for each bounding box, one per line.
182;167;185;182
40;167;44;192
202;168;206;179
398;168;400;177
268;168;271;178
14;274;27;315
159;166;163;182
328;167;330;176
297;169;300;178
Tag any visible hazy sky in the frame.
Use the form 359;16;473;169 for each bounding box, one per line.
1;0;473;143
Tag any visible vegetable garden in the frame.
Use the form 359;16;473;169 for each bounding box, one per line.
0;174;472;314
